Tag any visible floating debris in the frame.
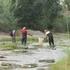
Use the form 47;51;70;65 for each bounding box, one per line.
39;59;55;63
0;56;5;58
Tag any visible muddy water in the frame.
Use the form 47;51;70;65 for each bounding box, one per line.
0;44;65;70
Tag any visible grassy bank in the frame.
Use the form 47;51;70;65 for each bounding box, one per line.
0;35;38;42
50;56;70;70
50;48;70;70
0;35;38;50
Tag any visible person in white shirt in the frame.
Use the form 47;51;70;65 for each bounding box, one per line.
44;29;55;48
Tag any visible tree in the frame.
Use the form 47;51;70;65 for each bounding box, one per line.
13;0;62;31
64;0;70;10
0;0;16;32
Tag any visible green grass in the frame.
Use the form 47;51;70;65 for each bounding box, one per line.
0;43;17;50
0;35;38;50
0;35;38;42
50;56;70;70
50;48;70;70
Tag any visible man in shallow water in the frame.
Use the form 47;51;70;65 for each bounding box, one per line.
21;27;27;45
44;29;55;48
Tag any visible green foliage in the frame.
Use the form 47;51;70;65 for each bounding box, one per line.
0;0;69;32
14;0;42;30
0;0;16;32
14;0;62;30
64;0;70;10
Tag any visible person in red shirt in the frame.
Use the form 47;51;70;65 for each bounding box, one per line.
21;27;27;45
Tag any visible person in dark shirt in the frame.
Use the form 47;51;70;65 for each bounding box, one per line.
10;30;16;43
44;30;55;48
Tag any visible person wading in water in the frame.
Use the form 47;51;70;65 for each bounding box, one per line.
44;29;55;48
21;27;27;45
10;29;16;43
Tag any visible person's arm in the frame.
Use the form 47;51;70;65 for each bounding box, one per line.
27;33;32;36
27;30;32;36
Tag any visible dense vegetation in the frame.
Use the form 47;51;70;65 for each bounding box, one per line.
0;0;70;32
0;0;16;32
14;0;61;31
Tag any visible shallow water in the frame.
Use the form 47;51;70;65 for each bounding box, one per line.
0;44;65;70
